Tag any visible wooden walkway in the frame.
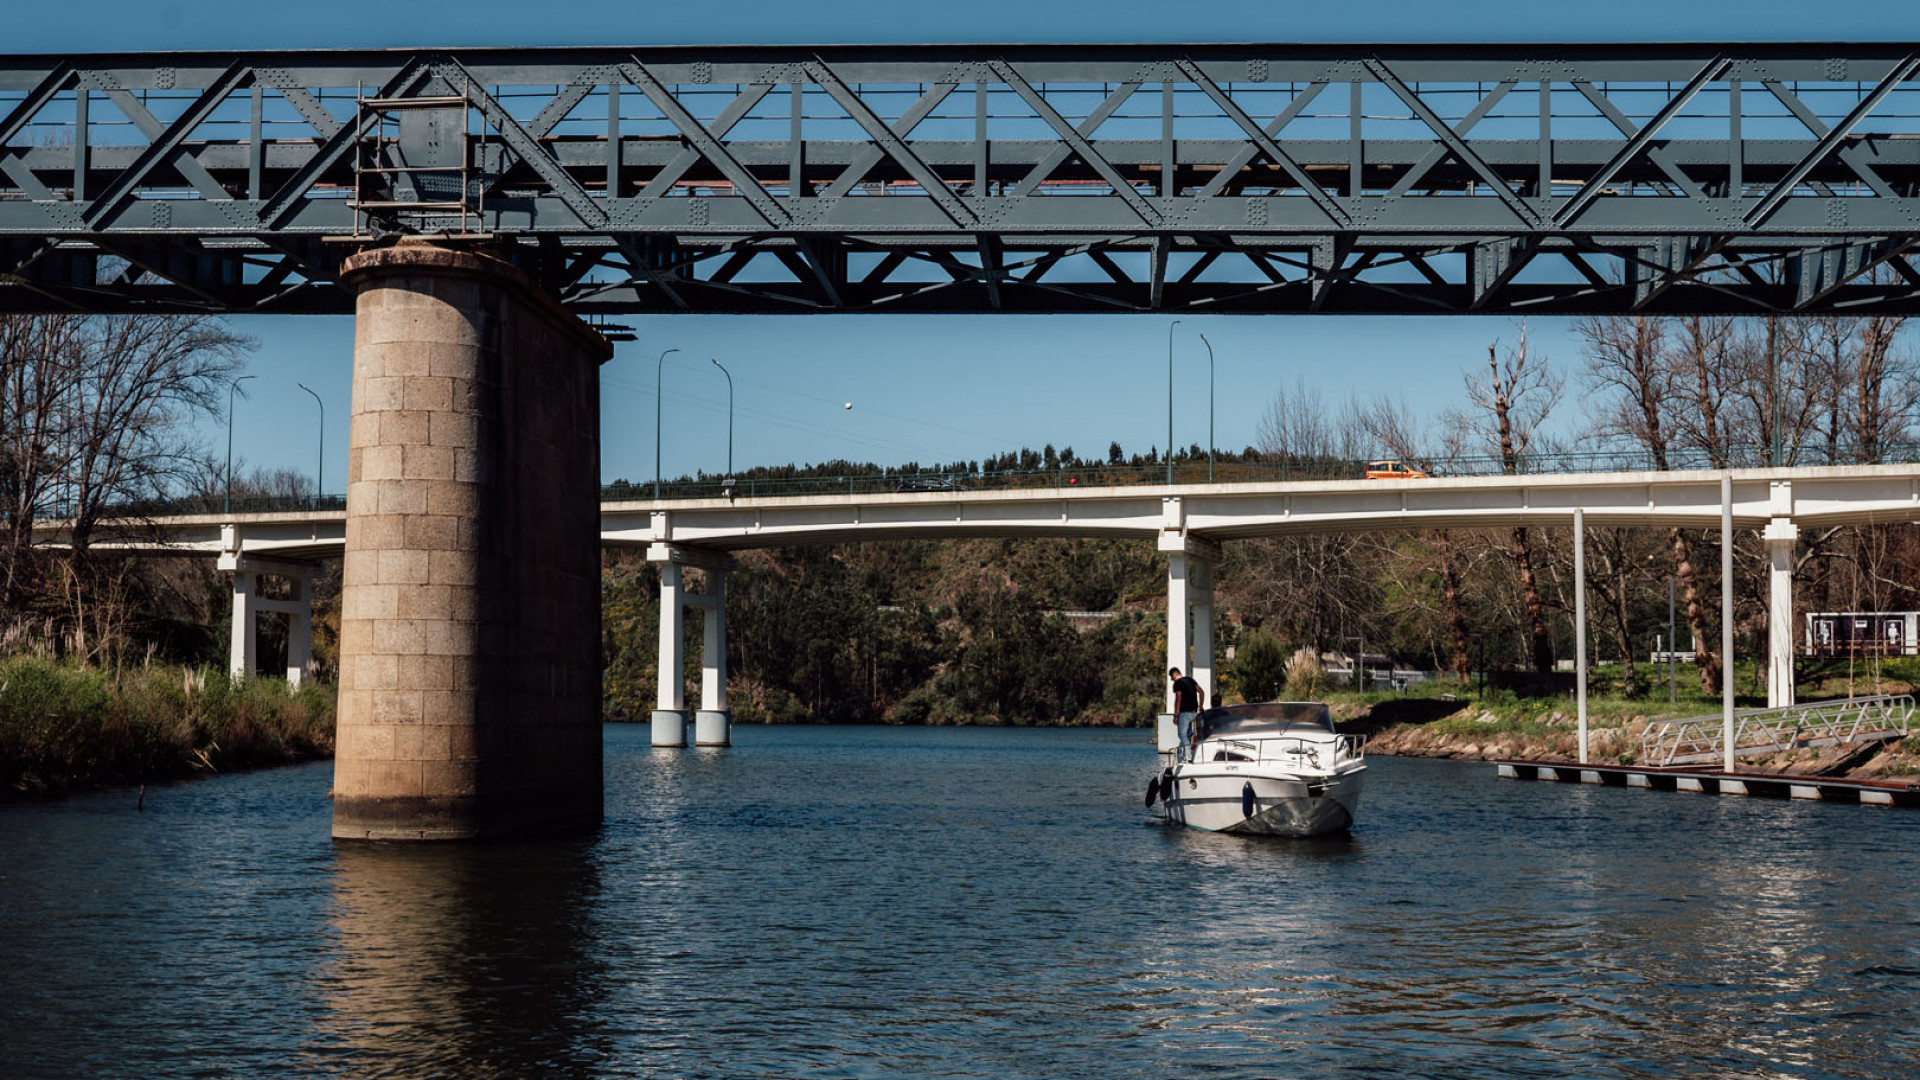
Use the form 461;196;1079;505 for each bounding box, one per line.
1495;760;1920;808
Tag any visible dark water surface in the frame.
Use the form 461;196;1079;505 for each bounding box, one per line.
3;724;1918;1079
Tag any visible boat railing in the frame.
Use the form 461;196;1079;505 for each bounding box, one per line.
1199;731;1366;767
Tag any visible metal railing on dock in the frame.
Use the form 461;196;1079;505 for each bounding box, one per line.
1641;695;1914;768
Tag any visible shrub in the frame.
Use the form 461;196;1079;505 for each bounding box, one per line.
1284;647;1325;697
0;658;335;797
1233;629;1289;703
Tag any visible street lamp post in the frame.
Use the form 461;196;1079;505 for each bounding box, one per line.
224;374;256;514
297;382;323;508
711;357;734;477
654;347;681;500
1199;332;1215;482
1166;319;1181;485
1669;575;1677;705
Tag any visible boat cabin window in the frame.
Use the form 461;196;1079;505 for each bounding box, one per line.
1194;702;1335;741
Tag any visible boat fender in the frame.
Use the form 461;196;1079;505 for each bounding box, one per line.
1160;773;1175;804
1144;777;1160;808
1241;782;1255;818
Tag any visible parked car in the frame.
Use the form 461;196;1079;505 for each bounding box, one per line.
1364;459;1428;480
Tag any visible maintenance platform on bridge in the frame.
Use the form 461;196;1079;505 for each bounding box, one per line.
1496;760;1920;808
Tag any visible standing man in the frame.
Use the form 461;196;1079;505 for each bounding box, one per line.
1169;666;1205;761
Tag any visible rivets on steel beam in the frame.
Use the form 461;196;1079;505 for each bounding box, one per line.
155;67;175;90
691;62;713;85
1248;59;1269;83
1826;57;1849;81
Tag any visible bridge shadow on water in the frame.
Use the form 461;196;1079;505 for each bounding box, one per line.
310;838;611;1078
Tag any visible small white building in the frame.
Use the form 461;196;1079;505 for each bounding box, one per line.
1805;612;1920;657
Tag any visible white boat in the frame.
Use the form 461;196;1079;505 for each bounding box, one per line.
1145;702;1366;837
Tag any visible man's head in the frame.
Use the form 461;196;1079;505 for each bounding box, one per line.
1169;667;1182;679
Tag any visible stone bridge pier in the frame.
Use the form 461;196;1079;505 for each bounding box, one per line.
330;243;609;841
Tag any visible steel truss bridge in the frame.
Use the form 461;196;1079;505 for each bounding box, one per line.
5;44;1920;316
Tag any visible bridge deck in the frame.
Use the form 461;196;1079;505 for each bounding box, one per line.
36;462;1920;560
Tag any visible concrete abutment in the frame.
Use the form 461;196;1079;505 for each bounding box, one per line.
331;243;609;841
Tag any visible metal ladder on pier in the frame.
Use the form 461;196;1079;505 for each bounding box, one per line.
1641;695;1914;767
350;80;487;238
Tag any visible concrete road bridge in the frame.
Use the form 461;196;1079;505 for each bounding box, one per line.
54;461;1920;760
10;41;1920;839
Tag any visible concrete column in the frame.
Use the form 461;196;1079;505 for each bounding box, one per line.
1190;555;1215;706
287;574;313;688
695;568;731;747
1574;508;1588;764
229;571;258;680
1722;474;1735;774
1165;550;1191;706
1766;517;1799;708
332;243;609;841
652;560;689;747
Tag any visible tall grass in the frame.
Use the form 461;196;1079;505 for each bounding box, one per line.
0;657;335;797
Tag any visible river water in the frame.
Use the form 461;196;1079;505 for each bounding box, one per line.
3;724;1917;1079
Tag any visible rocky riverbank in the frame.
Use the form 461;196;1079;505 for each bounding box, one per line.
1335;697;1920;780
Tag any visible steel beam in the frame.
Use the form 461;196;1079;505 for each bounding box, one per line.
0;45;1916;314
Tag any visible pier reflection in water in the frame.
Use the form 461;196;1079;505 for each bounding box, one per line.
2;725;1919;1079
310;840;608;1077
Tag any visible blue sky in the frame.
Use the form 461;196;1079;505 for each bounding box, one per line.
9;1;1894;486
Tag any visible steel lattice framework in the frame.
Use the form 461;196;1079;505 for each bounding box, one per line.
3;44;1920;315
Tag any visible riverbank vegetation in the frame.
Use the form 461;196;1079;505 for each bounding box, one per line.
0;656;335;798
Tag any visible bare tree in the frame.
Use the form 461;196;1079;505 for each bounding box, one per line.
1454;326;1562;673
1355;394;1474;678
1670;316;1739;466
1574;314;1670;467
1;313;252;660
0;316;85;612
1256;377;1369;467
1577;313;1725;694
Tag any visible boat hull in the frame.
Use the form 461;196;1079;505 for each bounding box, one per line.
1158;765;1365;837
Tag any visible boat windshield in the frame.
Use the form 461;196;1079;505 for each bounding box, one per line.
1194;702;1335;740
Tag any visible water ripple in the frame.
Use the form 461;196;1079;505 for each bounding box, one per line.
4;728;1920;1078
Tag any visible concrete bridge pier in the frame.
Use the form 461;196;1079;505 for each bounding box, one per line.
648;543;735;748
1766;515;1799;709
1159;506;1220;753
220;550;315;687
331;243;609;841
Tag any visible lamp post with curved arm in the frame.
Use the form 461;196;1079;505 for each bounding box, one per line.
654;347;680;500
224;374;256;514
1199;332;1215;482
711;357;734;477
1166;319;1181;485
296;383;324;509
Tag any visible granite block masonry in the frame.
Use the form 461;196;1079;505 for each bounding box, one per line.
332;243;610;840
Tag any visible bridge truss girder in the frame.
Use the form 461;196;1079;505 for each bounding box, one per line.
3;44;1920;315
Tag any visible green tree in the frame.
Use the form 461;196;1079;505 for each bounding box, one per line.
1233;628;1288;702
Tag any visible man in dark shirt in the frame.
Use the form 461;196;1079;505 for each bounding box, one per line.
1169;667;1205;761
